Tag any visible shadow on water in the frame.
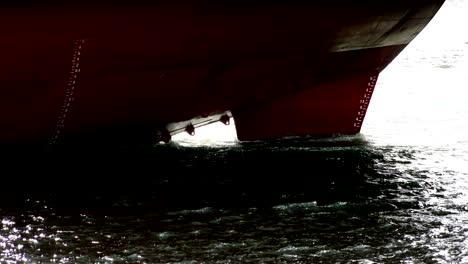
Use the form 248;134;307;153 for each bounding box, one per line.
1;135;401;213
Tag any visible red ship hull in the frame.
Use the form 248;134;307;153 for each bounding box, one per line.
0;1;445;147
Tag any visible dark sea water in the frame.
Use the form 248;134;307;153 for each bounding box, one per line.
1;1;468;263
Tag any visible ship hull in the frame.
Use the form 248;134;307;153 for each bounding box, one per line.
0;1;445;146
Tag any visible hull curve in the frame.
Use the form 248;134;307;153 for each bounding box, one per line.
0;1;445;147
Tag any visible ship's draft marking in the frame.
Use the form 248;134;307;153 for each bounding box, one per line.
49;39;87;145
353;75;378;132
